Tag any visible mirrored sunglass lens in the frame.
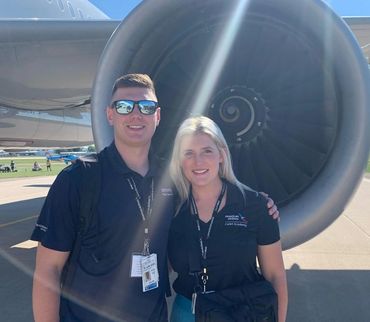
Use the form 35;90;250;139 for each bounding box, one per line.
139;101;157;114
115;101;133;114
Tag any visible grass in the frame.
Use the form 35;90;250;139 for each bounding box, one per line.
0;157;68;179
0;156;369;179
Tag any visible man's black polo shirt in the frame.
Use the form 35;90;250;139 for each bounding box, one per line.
31;142;175;322
168;181;280;299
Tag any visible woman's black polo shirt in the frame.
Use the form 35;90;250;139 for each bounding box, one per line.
168;182;280;299
31;142;175;322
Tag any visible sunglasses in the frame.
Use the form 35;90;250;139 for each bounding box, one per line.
111;100;159;115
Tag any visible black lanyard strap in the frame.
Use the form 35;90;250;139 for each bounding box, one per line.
127;177;154;255
190;182;227;261
126;177;154;222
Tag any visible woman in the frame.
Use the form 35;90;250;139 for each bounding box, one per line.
168;116;288;322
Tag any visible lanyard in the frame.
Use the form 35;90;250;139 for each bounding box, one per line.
127;177;154;254
190;182;226;293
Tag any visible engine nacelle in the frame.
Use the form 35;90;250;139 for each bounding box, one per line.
91;0;370;249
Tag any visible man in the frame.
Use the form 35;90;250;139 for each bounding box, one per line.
31;74;279;322
46;159;51;171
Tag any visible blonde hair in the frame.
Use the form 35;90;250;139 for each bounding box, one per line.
169;116;252;206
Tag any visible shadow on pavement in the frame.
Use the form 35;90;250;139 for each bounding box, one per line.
0;197;45;226
287;263;370;322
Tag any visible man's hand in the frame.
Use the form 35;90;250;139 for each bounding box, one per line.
260;192;280;221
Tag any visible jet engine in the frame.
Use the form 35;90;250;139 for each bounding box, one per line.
91;0;370;249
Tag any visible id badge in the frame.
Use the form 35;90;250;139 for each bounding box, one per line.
130;253;143;277
141;253;159;292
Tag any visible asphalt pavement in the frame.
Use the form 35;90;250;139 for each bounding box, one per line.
0;175;369;322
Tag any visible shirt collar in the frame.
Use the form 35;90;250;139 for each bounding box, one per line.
104;141;161;178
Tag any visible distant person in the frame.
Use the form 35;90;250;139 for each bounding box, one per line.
32;161;42;171
46;159;51;171
10;160;15;172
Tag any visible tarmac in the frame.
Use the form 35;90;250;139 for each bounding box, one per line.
283;175;370;322
0;175;369;322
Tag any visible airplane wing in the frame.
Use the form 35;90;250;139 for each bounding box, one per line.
0;20;119;111
0;20;118;147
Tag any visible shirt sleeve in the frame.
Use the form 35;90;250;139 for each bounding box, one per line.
30;167;80;251
255;193;280;245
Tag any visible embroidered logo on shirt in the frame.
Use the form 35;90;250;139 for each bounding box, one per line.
161;187;173;196
35;223;48;232
224;213;248;228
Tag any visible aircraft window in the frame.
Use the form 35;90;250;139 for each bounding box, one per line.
78;8;84;19
57;0;64;11
67;2;76;18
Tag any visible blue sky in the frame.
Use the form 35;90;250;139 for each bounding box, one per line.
89;0;370;20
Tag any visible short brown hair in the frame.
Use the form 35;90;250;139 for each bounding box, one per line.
111;73;156;96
